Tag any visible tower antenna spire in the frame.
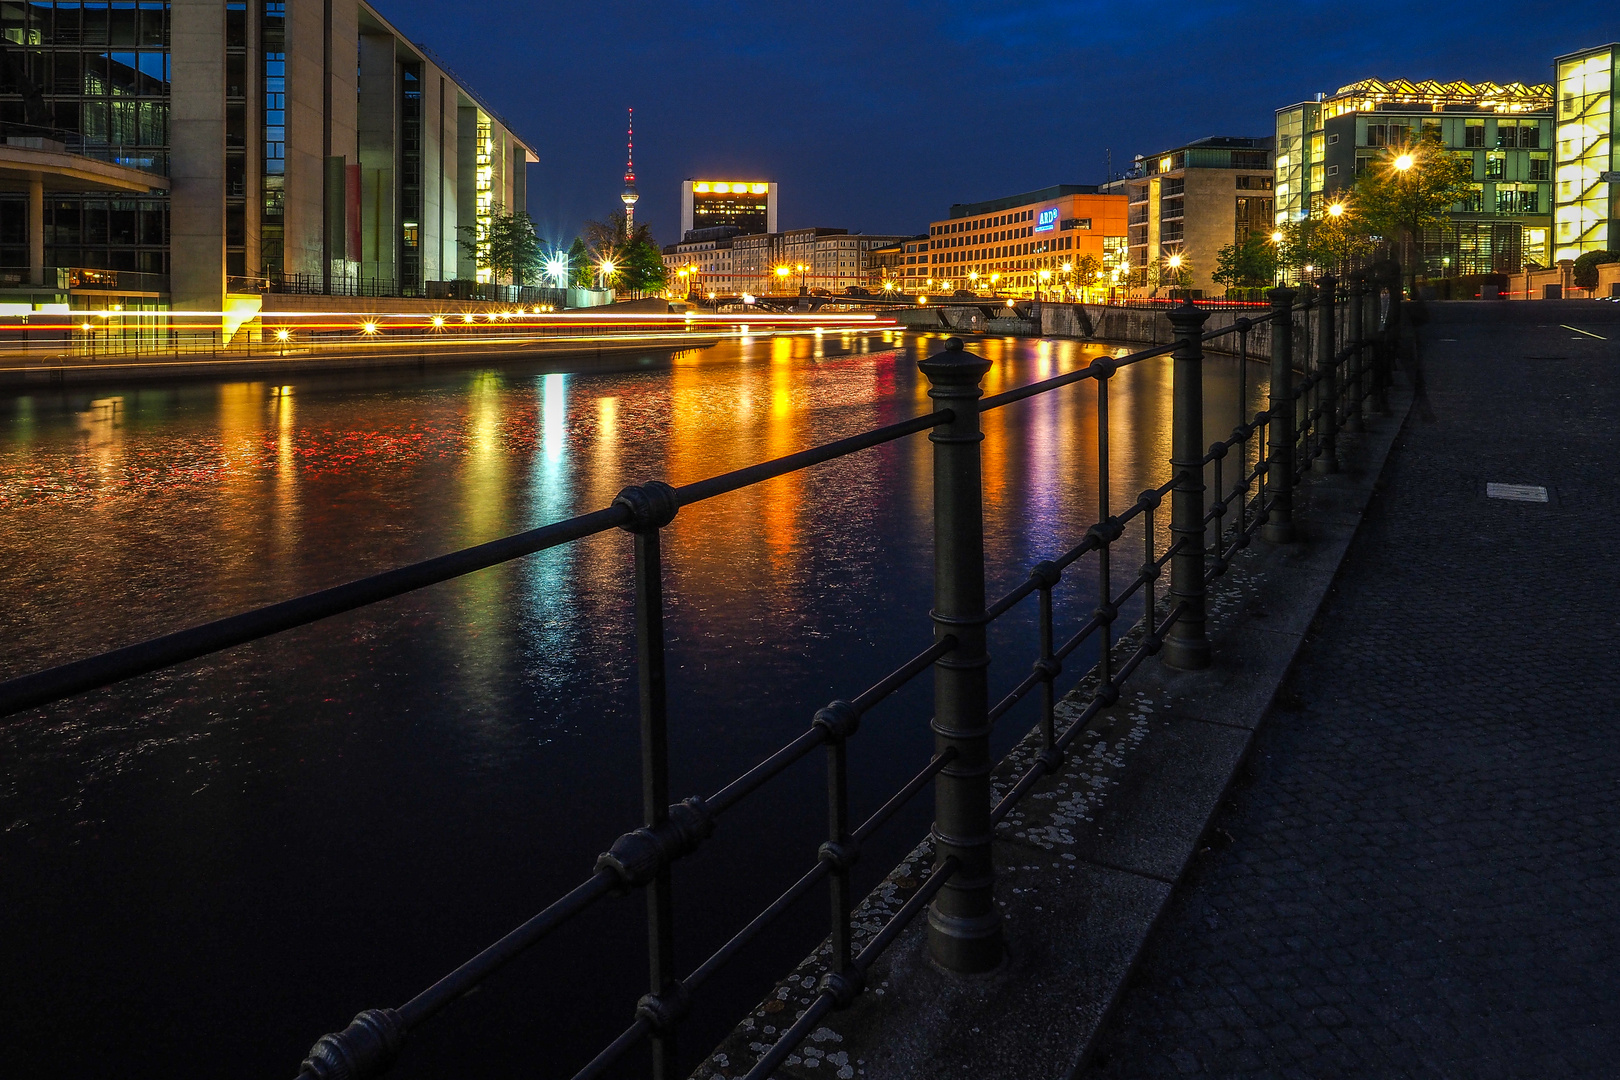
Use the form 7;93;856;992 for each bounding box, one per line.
620;108;638;235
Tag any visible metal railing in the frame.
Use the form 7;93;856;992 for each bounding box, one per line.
0;274;1401;1080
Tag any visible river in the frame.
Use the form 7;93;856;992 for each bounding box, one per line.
0;329;1263;1078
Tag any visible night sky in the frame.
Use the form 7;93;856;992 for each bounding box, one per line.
376;1;1614;249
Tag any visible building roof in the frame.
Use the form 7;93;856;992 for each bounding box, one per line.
1323;78;1553;113
948;184;1100;219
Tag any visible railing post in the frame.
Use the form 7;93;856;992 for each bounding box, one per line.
1313;275;1338;473
1262;287;1296;544
1163;300;1210;670
1345;278;1365;433
918;337;1002;975
613;480;682;1080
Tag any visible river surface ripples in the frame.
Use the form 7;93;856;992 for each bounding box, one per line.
0;329;1263;1078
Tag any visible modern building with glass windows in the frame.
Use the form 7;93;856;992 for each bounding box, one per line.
1553;44;1617;262
923;185;1128;298
0;0;535;316
679;179;776;240
1275;79;1553;272
1115;136;1273;296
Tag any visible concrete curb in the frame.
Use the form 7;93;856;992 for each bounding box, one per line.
698;386;1416;1080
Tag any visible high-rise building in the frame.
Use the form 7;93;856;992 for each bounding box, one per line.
1276;79;1553;272
620;108;637;234
0;0;536;316
680;179;776;240
1118;137;1274;296
1553;44;1618;262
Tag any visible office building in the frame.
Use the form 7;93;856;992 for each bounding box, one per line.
1276;79;1553;271
1120;137;1274;296
864;238;914;289
663;227;909;296
0;0;536;317
679;179;777;240
923;184;1128;298
1554;44;1618;262
897;236;929;287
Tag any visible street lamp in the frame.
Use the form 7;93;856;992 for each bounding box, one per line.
1038;267;1050;301
1328;202;1345;218
1394;153;1414;172
597;259;616;290
1165;253;1183;296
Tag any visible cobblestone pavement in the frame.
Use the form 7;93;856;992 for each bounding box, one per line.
1081;303;1620;1079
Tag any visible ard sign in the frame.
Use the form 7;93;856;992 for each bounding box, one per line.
1035;207;1059;232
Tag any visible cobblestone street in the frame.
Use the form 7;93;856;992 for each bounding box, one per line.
1082;303;1620;1078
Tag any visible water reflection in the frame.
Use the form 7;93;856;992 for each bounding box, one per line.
0;331;1266;1079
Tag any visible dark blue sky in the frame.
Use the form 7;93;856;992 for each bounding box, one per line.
377;1;1613;249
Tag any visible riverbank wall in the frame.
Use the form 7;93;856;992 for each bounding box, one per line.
0;333;723;389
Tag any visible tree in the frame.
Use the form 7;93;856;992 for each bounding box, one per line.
566;237;592;288
1212;232;1280;290
580;210;667;295
1315;203;1375;276
1573;250;1618;291
457;203;543;285
1352;140;1476;294
1074;254;1102;298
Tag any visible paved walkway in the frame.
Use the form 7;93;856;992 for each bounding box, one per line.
1081;302;1620;1078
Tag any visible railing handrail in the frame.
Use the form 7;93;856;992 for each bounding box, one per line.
0;290;1387;1080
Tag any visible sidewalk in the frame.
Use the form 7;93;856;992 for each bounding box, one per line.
1081;302;1620;1077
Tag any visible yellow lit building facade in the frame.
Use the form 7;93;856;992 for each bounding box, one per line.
679;179;777;239
1276;79;1554;273
922;185;1128;299
1554;44;1618;262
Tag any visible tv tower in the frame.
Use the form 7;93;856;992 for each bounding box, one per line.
620;108;638;234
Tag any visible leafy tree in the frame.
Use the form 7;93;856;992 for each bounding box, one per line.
1352;141;1475;293
1073;254;1102;296
566;237;592;288
1573;249;1618;290
457;203;543;285
1315;203;1374;276
580;210;667;294
1212;232;1280;289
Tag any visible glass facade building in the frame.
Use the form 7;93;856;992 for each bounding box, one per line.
0;0;533;312
1554;44;1617;262
1276;80;1554;272
0;1;171;276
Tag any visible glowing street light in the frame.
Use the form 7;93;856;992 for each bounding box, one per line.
1394;153;1414;172
1328;202;1345;218
463;313;476;323
545;254;569;289
275;327;291;341
1271;230;1285;244
597;259;617;290
361;321;379;334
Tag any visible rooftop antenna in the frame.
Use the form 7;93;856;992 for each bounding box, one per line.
620;108;638;234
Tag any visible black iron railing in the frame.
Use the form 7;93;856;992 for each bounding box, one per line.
0;275;1402;1079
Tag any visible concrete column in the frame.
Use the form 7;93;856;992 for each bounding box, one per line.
28;173;43;287
169;0;227;315
357;33;396;286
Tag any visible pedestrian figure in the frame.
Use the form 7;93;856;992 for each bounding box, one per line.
1400;295;1437;422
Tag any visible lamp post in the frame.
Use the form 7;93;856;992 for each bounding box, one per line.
597;259;617;291
1037;267;1050;302
1060;261;1072;301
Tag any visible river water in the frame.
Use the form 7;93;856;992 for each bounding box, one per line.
0;330;1262;1078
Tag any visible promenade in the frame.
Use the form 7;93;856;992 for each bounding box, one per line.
1083;301;1620;1077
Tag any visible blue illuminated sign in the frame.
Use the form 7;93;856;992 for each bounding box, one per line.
1035;207;1059;232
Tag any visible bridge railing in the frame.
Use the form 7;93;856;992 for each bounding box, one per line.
0;277;1398;1080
